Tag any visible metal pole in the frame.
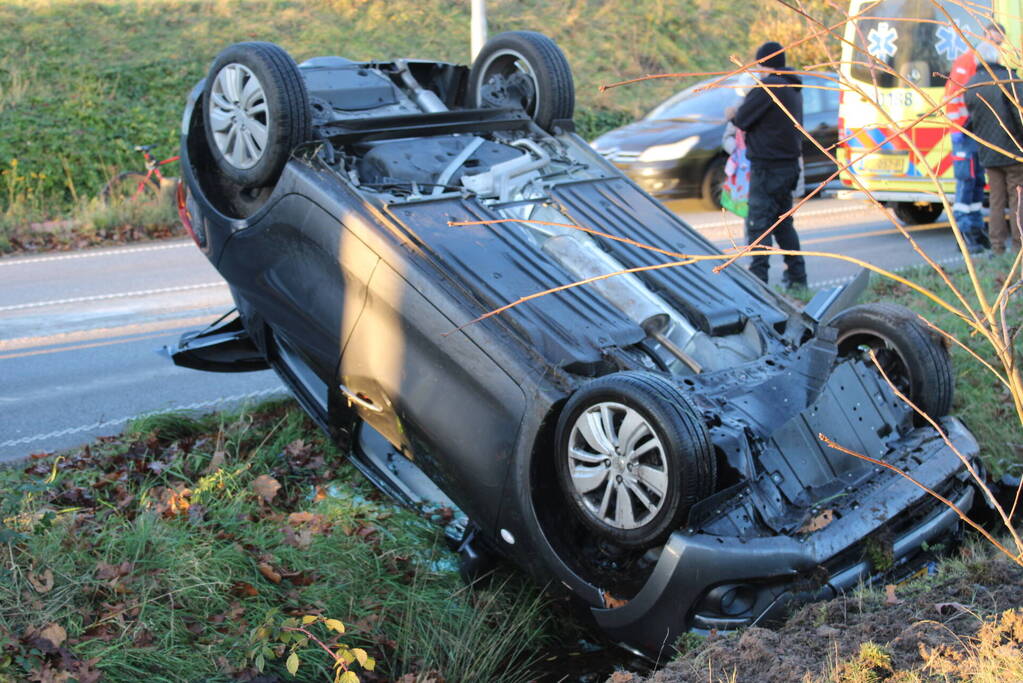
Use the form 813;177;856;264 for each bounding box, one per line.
471;0;488;62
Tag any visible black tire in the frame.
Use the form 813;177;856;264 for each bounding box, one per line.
700;156;727;211
203;42;311;188
829;302;954;423
467;31;574;132
891;202;943;225
100;171;160;205
554;371;715;549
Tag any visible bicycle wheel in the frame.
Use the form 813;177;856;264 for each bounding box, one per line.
101;172;160;205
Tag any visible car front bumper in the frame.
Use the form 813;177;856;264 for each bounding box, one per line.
608;159;696;198
591;417;980;656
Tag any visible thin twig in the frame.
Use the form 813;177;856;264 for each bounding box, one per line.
819;433;1020;564
865;349;1023;556
917;314;1010;388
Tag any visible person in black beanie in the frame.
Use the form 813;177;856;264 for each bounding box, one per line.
732;41;806;288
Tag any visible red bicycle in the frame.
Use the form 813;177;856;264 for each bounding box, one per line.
100;144;180;204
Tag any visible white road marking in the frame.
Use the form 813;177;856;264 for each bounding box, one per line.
0;282;226;312
691;204;880;231
0;241;194;268
0;387;288;450
808;252;966;289
0;313;221;351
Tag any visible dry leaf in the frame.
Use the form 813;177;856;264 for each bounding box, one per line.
798;509;835;534
281;526;314;549
36;622;67;651
288;511;316;525
885;584;903;605
257;562;282;584
205;450;226;473
252;475;281;504
95;561;133;580
152;485;191;517
28;568;54;594
231;581;259;597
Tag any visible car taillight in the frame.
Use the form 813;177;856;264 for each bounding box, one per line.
176;180;202;248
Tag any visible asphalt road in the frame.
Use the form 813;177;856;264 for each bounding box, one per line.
0;241;285;464
0;198;968;464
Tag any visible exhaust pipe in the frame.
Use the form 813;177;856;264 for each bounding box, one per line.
541;234;703;373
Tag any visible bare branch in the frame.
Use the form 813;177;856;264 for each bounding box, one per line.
818;433;1021;565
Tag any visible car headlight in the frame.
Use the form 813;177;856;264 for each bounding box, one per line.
637;135;699;162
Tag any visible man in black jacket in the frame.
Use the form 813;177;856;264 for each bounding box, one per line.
732;41;806;288
964;41;1023;255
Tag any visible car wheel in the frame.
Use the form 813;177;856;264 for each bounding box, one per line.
101;171;160;205
468;31;574;132
891;202;943;225
203;41;311;188
830;302;953;423
700;157;727;211
554;372;715;549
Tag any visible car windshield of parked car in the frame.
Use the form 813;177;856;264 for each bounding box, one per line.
644;75;752;121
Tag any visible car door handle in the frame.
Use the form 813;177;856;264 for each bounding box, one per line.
338;384;383;412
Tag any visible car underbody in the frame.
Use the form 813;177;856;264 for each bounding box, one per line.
171;35;985;657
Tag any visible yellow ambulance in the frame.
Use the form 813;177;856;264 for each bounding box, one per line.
837;0;1021;223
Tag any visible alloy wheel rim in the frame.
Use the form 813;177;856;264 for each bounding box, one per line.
209;63;270;170
566;401;668;530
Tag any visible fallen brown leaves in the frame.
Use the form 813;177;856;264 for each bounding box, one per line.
149;485;192;517
29;623;67;652
3;404;399;680
281;510;331;549
28;568;54;594
252;474;281;505
257;562;283;584
3;221;184;257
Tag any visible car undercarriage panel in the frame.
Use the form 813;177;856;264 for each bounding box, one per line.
551;178;789;335
384;196;646;368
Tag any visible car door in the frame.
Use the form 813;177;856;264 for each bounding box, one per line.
336;253;527;528
218;194;378;387
801;74;840;186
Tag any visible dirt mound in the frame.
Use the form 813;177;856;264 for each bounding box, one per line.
610;552;1023;682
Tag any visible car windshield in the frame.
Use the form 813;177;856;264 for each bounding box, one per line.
644;75;753;121
849;0;993;88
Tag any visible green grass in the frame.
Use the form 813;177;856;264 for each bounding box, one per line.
0;401;552;681
0;0;839;251
868;252;1023;475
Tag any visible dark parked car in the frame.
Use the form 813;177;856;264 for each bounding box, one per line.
591;72;840;209
171;33;982;657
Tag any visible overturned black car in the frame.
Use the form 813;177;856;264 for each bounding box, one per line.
171;32;982;656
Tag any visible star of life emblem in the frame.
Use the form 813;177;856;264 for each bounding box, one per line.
935;23;968;61
867;21;899;60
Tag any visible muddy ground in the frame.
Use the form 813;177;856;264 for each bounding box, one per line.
608;550;1023;682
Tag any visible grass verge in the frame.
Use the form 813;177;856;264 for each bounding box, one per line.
868;252;1023;476
0;0;839;253
0;400;552;682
